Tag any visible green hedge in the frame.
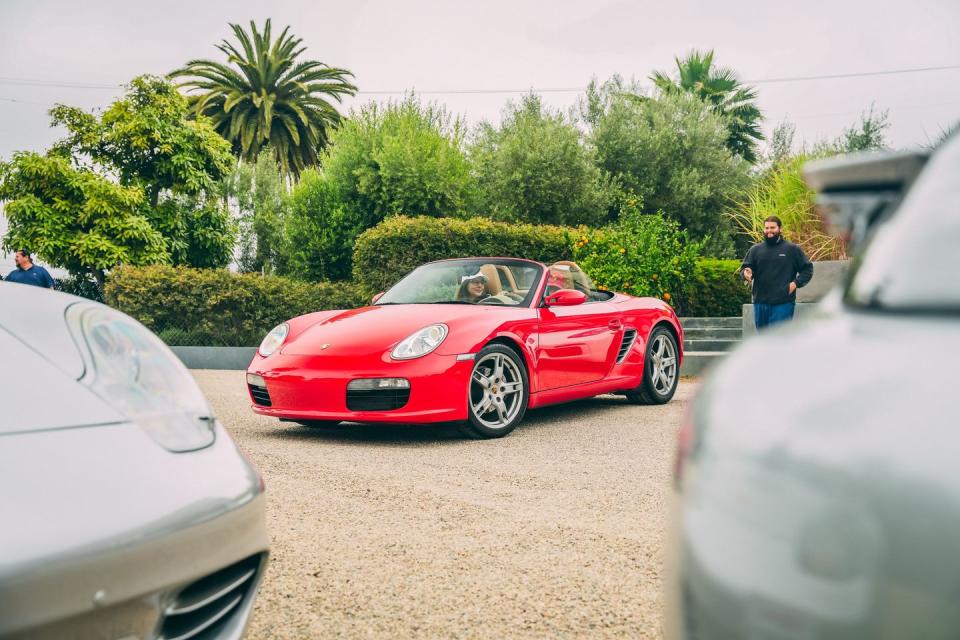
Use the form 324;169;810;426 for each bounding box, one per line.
353;215;576;292
105;265;367;346
679;259;751;317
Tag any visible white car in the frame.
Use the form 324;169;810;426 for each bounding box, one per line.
0;283;269;639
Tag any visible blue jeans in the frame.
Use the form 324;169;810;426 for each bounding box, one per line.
754;302;795;330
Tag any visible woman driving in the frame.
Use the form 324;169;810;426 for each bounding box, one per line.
456;272;489;302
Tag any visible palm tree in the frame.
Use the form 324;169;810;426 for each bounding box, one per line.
652;49;764;163
170;20;357;176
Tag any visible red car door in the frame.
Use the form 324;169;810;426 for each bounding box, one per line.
536;301;621;390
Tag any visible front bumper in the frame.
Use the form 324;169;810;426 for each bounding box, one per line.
0;421;269;639
248;351;474;423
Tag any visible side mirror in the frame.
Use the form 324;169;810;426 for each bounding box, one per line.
545;289;587;307
803;150;929;250
371;292;385;304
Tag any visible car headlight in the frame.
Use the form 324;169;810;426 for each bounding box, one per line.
258;323;289;357
391;324;448;360
68;305;215;452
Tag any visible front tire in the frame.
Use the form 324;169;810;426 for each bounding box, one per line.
461;344;529;438
626;326;679;405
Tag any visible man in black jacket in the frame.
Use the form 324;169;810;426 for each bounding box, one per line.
740;216;813;329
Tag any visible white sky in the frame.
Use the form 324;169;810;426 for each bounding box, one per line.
1;0;959;160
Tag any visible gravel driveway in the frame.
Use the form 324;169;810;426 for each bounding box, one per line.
196;370;697;639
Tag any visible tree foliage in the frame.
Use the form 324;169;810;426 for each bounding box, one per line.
652;49;764;163
323;97;474;227
222;153;287;273
470;94;615;226
589;91;750;256
44;75;236;270
0;152;168;285
50;75;233;206
283;169;356;281
572;206;701;306
171;19;356;177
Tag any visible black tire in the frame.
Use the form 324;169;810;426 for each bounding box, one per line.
461;344;529;439
626;326;679;405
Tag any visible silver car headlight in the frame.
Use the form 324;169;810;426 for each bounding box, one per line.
68;305;214;452
391;324;448;360
258;323;289;357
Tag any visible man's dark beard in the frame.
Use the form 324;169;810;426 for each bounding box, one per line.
764;234;781;246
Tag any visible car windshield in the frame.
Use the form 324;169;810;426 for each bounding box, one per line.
376;259;543;306
845;134;960;313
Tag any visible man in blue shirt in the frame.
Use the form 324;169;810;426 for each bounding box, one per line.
5;249;55;288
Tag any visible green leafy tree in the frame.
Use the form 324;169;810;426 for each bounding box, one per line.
652;49;764;163
833;105;890;153
471;94;616;226
590;91;750;256
152;194;236;268
50;75;233;207
171;19;357;177
323;96;474;228
282;169;356;281
222;153;287;273
0;152;168;287
48;75;236;269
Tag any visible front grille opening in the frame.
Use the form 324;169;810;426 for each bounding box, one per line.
248;383;271;407
346;388;411;411
161;554;263;640
616;329;638;364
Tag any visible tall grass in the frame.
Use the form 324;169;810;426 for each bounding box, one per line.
727;155;847;261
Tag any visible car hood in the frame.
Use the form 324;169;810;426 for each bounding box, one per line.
280;303;533;357
701;302;960;502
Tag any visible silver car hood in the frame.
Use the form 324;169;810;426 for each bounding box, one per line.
704;305;958;488
0;324;123;434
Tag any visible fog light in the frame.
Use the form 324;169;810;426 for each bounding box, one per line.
348;378;411;390
247;373;265;386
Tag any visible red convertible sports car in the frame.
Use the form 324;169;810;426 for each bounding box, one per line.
246;258;683;438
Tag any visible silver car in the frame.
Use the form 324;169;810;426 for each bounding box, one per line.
666;133;960;638
0;284;269;639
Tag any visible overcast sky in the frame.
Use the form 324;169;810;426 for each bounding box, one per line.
1;0;959;161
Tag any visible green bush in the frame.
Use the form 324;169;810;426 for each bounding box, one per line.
104;265;367;346
353;215;576;293
679;259;752;317
56;275;104;302
572;208;700;308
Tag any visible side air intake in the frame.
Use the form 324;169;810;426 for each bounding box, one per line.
616;329;637;364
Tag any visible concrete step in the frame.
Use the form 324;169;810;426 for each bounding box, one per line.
680;352;726;377
683;327;742;340
679;316;742;329
684;338;739;352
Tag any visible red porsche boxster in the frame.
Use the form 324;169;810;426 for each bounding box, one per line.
246;258;683;438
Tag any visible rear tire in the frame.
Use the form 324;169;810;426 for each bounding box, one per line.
626;326;679;405
461;344;529;439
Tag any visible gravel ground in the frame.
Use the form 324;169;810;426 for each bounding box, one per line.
195;371;698;639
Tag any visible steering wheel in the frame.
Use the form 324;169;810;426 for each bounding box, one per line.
478;295;510;305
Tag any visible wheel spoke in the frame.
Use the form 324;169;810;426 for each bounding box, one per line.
661;356;676;369
656;336;667;358
476;393;494;415
495;398;509;423
492;355;504;380
472;370;492;389
500;381;522;395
